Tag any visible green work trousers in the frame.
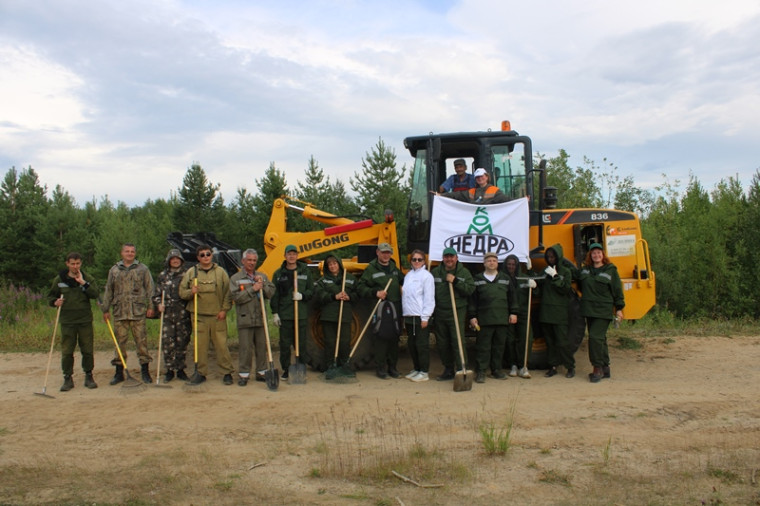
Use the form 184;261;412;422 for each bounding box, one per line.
475;324;507;374
543;322;574;370
61;322;94;376
322;321;351;368
434;314;467;371
586;317;611;367
505;317;533;369
279;319;309;371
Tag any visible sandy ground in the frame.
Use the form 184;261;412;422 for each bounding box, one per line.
1;335;760;505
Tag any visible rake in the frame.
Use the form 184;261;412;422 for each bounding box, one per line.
153;291;172;388
35;295;63;399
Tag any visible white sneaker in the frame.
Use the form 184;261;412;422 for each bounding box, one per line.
411;371;429;382
405;370;419;379
509;365;518;377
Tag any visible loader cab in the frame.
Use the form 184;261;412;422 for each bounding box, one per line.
404;127;535;253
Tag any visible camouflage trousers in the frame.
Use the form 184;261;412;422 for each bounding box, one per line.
110;318;152;366
161;314;191;372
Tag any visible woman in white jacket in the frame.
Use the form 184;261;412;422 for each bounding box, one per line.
401;250;436;382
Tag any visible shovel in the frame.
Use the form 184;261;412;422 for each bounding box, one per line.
450;282;473;392
324;269;347;380
332;279;394;382
185;272;206;389
154;291;172;388
289;273;307;384
35;295;63;399
259;289;279;391
519;287;533;379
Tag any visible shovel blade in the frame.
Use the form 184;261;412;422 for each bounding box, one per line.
265;364;279;391
289;362;307;384
453;369;474;392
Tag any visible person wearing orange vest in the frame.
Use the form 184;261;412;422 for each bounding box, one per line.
442;168;508;204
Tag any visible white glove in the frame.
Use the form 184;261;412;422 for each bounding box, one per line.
528;279;537;289
525;257;532;270
272;313;281;327
292;292;303;301
545;266;557;277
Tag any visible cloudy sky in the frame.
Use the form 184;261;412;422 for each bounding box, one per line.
1;0;758;207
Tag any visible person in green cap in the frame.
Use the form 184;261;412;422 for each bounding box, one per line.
271;244;314;378
431;247;475;380
572;243;625;382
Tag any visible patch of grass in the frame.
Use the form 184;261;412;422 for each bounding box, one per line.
479;396;517;456
0;427;8;436
707;466;742;484
602;436;612;465
213;480;234;491
309;467;322;478
538;469;572;487
539;448;551;455
615;335;642;350
662;337;676;344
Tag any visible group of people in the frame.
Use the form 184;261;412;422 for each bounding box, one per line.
47;237;625;392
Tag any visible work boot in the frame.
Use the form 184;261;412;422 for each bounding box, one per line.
176;369;189;381
140;363;152;384
387;365;400;379
475;371;486;384
164;370;175;383
223;373;233;385
110;364;124;385
565;368;575;379
589;367;603;383
602;366;611;379
491;370;508;380
436;368;455;381
60;375;74;392
376;365;389;380
84;372;98;389
545;367;558;378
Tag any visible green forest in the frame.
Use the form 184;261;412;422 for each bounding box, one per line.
1;139;758;320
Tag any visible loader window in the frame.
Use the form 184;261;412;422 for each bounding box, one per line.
491;144;527;200
407;149;430;244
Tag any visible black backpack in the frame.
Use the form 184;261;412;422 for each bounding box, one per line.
373;300;400;340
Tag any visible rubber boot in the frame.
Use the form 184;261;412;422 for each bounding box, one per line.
84;372;98;389
110;364;124;385
60;375;74;392
141;363;152;384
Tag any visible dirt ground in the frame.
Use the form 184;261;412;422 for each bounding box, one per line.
1;335;759;505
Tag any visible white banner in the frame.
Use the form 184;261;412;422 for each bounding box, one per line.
429;196;530;263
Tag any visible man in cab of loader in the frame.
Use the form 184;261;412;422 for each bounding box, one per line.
438;158;476;193
271;244;314;379
431;247;475;381
357;242;404;380
440;168;508;205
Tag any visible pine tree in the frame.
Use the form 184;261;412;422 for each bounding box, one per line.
173;163;226;233
350;138;409;252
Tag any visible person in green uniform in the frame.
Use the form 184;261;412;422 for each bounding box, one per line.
573;243;625;382
430;247;475;380
314;255;357;370
270;244;314;379
539;244;575;378
47;252;99;392
502;254;537;377
468;252;518;383
357;243;404;379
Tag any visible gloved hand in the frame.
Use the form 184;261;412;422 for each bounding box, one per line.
528;279;537;289
545;265;557;278
272;313;281;327
292;292;303;301
525;257;532;270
